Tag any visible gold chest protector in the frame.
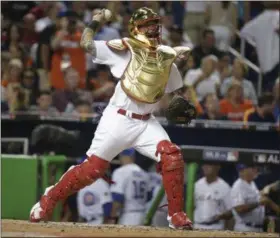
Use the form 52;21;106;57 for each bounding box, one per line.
120;38;177;104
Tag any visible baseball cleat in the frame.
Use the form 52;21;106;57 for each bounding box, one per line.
29;186;55;222
168;212;193;230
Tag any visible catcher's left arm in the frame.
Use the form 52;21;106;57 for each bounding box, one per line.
165;94;197;125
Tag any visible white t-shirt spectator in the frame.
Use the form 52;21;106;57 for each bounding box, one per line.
240;10;279;73
184;68;220;101
185;2;207;13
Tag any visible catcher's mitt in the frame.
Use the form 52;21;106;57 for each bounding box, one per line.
165;95;197;125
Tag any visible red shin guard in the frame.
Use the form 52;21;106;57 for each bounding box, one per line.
156;140;184;216
40;155;109;217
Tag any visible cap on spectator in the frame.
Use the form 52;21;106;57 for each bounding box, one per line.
120;148;136;158
236;163;255;171
9;59;23;69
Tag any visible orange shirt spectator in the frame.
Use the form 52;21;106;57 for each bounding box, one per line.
219;83;253;121
220;99;253;121
50;30;86;89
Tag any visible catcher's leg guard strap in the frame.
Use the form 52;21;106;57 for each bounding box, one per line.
47;155;109;202
156;140;184;216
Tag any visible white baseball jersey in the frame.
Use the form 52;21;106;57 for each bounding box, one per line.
231;178;264;232
77;178;112;225
194;177;231;230
111;163;149;225
92;40;183;115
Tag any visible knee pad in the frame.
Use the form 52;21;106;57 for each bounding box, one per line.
156;140;184;174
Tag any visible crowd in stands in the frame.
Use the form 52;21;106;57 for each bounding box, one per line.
1;1;279;124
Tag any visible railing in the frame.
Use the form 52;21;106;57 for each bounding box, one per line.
229;30;263;96
1;137;29;155
1;111;279;131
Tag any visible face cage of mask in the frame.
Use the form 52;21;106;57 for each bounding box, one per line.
134;17;162;44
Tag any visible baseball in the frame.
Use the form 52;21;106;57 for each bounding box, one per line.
104;9;112;21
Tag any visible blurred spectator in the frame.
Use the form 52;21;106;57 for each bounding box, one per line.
1;24;25;62
160;9;174;44
184;55;220;101
22;13;38;49
22;69;39;105
119;13;131;38
1;1;37;23
198;94;227;120
36;14;61;91
179;85;203;116
240;2;279;92
4;83;29;113
205;2;238;51
90;65;115;102
73;100;95;121
50;11;86;89
220;58;257;105
175;53;195;77
35;2;61;33
273;77;280;123
107;2;123;31
183;1;207;45
2;59;23;87
244;2;266;23
192;29;222;68
29;90;59;116
244;93;275;123
166;25;193;48
52;67;92;112
215;53;232;84
74;100;92;114
219;83;253;121
71;2;87;21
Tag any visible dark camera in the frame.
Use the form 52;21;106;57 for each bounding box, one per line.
31;124;80;155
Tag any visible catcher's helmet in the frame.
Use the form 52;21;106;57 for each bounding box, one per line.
128;7;161;47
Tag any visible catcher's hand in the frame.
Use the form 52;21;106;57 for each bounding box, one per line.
165;95;197;125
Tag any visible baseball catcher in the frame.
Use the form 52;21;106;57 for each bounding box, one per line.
30;7;194;229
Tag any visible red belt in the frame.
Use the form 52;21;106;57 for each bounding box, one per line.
117;109;151;121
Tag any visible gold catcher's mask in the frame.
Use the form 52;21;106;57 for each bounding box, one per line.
128;7;161;48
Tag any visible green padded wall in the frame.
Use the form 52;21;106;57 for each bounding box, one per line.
1;155;38;220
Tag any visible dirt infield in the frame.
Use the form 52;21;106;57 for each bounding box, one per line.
2;219;279;237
